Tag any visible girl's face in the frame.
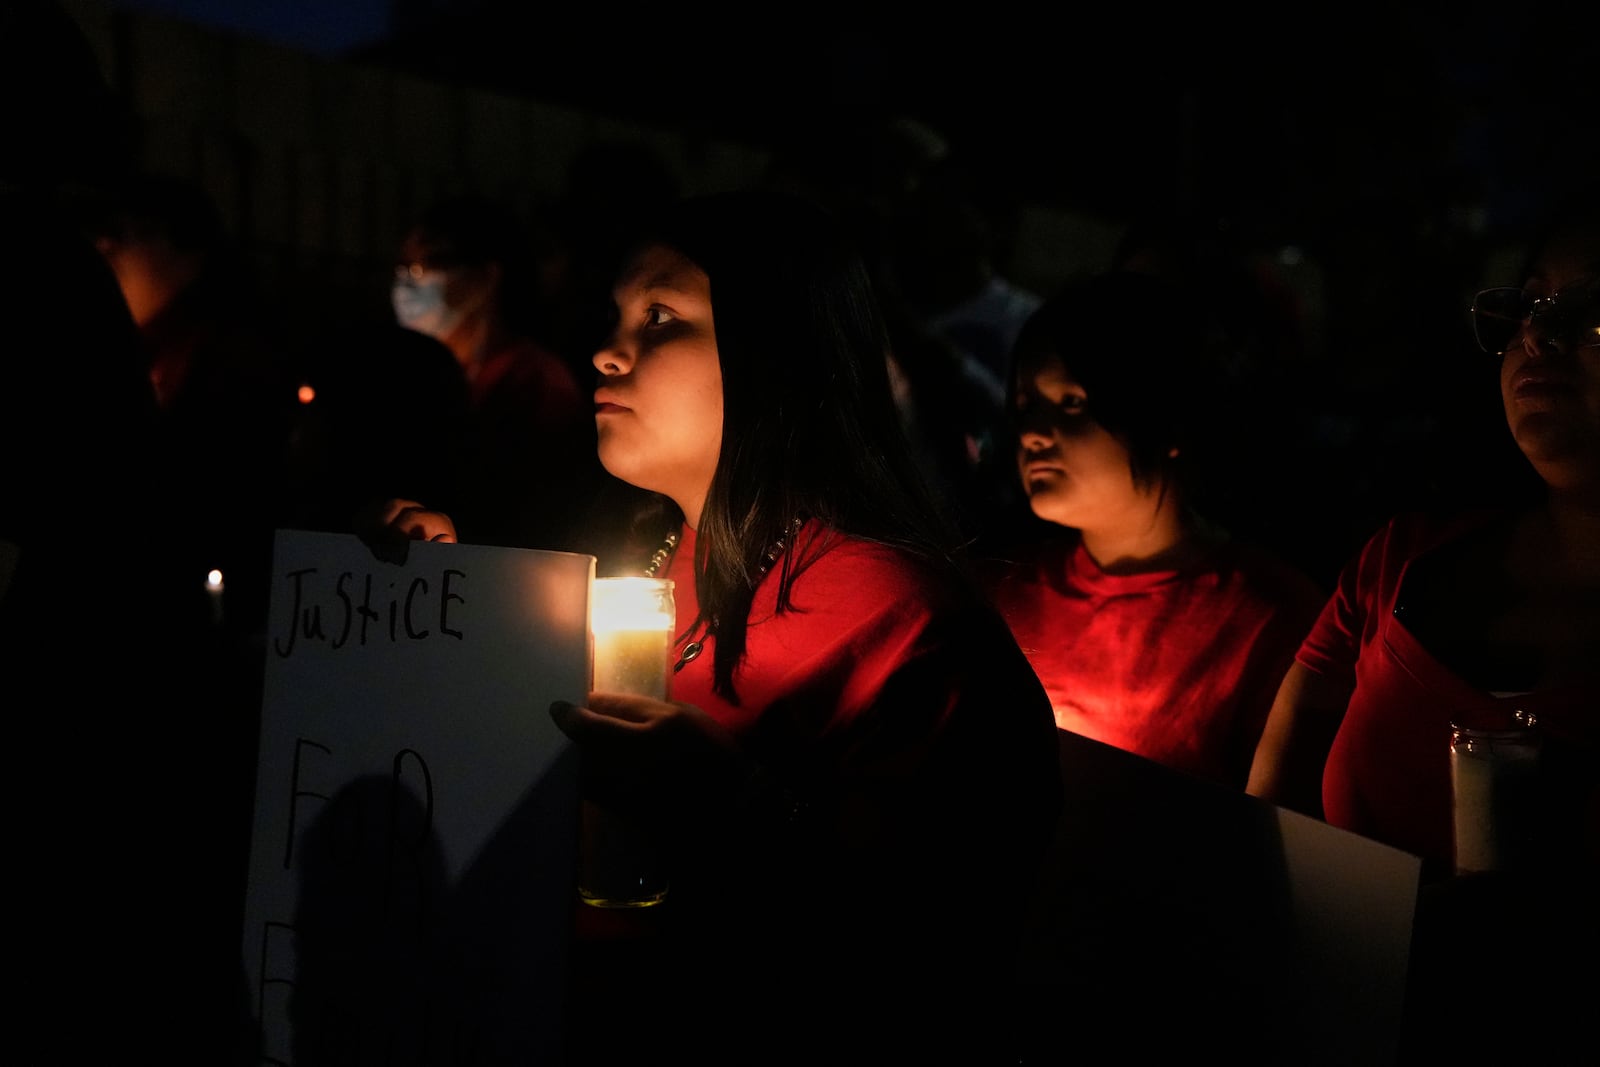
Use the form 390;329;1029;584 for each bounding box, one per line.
593;244;724;525
1499;234;1600;493
1014;352;1162;531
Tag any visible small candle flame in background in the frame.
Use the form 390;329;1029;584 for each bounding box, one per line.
206;568;225;627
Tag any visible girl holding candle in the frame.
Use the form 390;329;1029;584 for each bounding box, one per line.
376;188;1062;1065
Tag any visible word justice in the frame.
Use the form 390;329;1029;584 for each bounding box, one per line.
272;566;467;657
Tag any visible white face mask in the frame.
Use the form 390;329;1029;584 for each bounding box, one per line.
391;267;464;340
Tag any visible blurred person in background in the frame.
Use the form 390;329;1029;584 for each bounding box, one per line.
884;161;1041;409
390;193;621;557
282;320;471;538
2;2;258;1061
89;170;299;640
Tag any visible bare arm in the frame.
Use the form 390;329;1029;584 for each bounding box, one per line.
1245;661;1353;820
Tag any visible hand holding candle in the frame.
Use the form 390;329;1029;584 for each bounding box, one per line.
576;577;676;908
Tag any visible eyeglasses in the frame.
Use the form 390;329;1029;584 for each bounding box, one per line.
1470;278;1600;355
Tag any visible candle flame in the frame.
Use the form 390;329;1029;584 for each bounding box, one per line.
591;577;673;632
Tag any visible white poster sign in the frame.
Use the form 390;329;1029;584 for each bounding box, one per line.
240;530;593;1065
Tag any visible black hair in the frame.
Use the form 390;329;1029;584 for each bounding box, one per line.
1008;270;1216;498
90;171;226;254
402;194;542;335
619;188;961;701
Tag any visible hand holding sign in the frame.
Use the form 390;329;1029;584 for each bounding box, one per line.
242;529;592;1064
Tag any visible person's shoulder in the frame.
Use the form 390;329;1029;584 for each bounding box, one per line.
797;529;1046;674
789;529;971;616
802;529;933;584
1364;506;1504;560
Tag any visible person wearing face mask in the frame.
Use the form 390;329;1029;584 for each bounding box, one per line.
390;194;618;556
981;270;1326;792
390;260;464;339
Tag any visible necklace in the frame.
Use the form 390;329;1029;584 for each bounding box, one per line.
645;517;807;671
642;532;679;578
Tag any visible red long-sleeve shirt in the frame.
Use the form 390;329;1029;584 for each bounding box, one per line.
571;521;1061;1064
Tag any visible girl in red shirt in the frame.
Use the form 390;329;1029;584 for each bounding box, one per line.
378;189;1061;1065
985;271;1325;789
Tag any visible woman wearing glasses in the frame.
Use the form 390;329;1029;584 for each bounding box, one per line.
1246;203;1598;1063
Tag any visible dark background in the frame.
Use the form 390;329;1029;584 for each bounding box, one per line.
78;0;1600;584
112;0;1591;244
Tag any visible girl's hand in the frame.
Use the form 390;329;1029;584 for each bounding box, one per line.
550;692;749;817
357;497;458;563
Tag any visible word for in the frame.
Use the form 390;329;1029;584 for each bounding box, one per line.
254;745;477;1064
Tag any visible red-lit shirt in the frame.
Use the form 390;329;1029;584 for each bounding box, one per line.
1298;509;1600;871
573;521;1061;1064
985;532;1325;789
661;522;1059;870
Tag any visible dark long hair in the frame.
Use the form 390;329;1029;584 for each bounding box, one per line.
624;189;961;701
1008;270;1218;501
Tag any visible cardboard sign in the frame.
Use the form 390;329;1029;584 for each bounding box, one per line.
1016;730;1422;1065
240;530;593;1065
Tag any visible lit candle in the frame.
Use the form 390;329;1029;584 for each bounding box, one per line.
590;577;675;699
583;576;678;909
206;568;225;627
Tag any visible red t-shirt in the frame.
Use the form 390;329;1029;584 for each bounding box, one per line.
1298;509;1600;870
986;533;1325;789
572;522;1061;1062
661;524;1060;869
